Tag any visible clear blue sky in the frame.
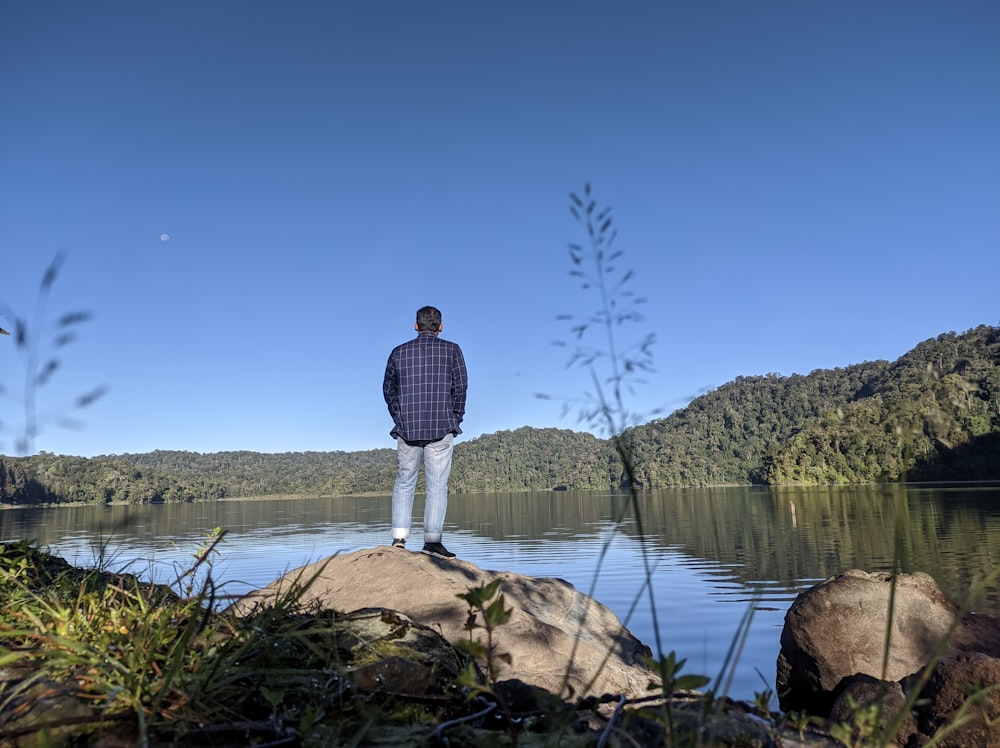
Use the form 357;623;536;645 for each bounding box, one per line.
2;1;998;458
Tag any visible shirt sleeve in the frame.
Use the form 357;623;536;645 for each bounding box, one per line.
451;345;468;424
383;353;400;422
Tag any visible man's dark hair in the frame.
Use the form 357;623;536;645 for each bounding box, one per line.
416;306;442;332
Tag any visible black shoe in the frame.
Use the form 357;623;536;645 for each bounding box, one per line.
421;541;455;558
391;538;406;548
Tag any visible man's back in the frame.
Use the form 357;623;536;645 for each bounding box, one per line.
384;331;467;443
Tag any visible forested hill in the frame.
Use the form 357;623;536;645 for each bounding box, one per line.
627;324;1000;486
2;325;999;505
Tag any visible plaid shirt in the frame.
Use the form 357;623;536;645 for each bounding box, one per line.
383;331;468;442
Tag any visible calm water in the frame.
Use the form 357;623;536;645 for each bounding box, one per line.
3;485;1000;702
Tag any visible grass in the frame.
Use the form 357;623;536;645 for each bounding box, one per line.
0;537;403;746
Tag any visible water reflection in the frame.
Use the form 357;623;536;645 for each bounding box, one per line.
3;485;1000;701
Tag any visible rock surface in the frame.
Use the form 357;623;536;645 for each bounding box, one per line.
777;569;957;714
777;568;1000;746
914;651;1000;748
231;545;658;700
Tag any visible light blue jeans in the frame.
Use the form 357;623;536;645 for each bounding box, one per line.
391;433;454;543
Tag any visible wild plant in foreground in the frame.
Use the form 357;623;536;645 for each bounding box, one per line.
0;539;206;744
543;184;664;641
456;579;513;698
548;183;658;437
0;533;238;743
0;252;106;455
752;687;816;744
454;579;518;741
540;186;731;742
0;538;347;747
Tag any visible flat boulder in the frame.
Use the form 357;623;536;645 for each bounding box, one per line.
230;546;658;700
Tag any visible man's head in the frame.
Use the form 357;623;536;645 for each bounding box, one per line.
415;305;443;333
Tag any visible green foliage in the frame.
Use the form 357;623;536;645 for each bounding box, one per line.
0;539;426;746
0;451;227;504
635;650;711;744
0;449;392;505
0;538;223;742
4;285;1000;503
762;326;1000;484
752;688;816;745
3;324;1000;503
454;580;522;744
452;427;615;491
828;694;893;748
624;325;1000;487
126;446;399;496
455;579;513;693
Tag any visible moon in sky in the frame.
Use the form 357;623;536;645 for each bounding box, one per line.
160;233;170;241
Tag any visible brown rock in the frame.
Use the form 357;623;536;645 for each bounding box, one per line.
828;674;918;747
951;611;1000;657
777;569;1000;746
776;569;957;715
914;652;1000;748
230;546;657;700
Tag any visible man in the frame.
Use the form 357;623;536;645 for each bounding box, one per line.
382;305;468;558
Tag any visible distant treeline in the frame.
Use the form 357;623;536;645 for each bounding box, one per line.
3;325;999;506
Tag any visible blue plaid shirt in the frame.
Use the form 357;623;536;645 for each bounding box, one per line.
383;331;468;442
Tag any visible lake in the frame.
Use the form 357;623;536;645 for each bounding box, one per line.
3;484;999;703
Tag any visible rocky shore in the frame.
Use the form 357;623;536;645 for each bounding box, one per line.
3;543;998;746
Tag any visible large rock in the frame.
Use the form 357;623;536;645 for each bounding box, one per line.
777;568;1000;746
231;546;658;700
776;569;956;715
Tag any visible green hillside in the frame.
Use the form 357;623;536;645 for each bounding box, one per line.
761;325;1000;483
3;325;999;505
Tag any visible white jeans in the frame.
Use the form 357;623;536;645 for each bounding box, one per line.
391;433;454;543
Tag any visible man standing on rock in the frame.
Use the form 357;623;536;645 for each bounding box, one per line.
383;305;468;558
